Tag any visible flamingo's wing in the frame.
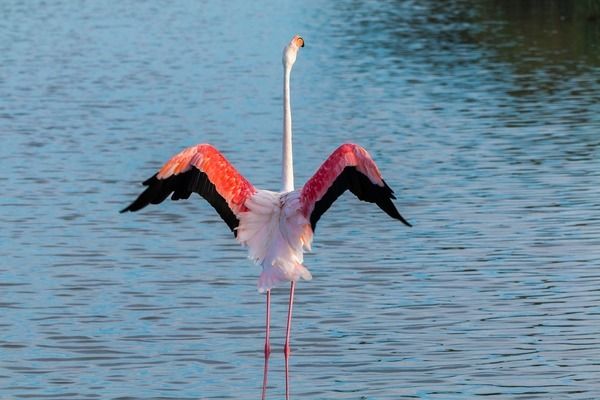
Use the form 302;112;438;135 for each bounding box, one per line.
300;143;411;231
121;144;256;236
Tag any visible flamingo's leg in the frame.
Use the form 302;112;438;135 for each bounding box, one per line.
261;290;271;400
284;281;295;357
284;281;295;399
264;290;271;358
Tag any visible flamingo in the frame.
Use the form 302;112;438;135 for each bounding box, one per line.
121;34;411;377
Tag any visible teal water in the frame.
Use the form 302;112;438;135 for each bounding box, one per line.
2;1;600;398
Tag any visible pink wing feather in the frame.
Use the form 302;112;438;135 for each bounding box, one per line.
122;144;256;235
156;144;255;214
301;143;411;230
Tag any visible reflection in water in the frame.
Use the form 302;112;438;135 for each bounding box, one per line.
262;353;270;399
332;1;600;106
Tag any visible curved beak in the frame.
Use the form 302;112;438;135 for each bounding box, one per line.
294;35;304;48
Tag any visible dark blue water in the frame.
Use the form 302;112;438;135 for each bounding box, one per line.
2;1;600;398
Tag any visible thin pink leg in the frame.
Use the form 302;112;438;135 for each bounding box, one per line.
264;290;271;358
261;290;271;400
284;281;295;356
284;281;296;400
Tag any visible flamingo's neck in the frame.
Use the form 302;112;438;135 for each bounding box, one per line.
282;66;294;192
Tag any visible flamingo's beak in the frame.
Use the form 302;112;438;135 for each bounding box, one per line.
294;35;304;48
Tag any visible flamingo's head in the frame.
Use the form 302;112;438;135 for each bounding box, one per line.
283;34;304;69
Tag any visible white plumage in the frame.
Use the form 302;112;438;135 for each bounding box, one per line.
237;190;313;292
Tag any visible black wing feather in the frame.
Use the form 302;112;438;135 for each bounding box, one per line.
310;166;411;231
121;167;240;236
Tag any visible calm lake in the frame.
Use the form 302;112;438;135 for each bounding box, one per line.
2;1;600;399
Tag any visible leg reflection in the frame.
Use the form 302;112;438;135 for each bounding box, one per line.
261;354;270;400
284;350;291;400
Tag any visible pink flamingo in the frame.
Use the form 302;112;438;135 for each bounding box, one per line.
122;35;410;396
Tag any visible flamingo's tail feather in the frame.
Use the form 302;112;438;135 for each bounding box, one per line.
258;263;312;293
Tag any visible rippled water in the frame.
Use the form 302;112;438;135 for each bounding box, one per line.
2;1;600;399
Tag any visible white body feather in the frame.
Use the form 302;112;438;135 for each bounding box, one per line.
236;190;313;292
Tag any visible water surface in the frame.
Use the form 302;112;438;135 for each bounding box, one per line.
2;1;600;399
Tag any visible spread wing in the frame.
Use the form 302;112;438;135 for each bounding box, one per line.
121;144;256;236
300;143;411;231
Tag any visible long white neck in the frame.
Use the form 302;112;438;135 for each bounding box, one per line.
281;66;294;192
